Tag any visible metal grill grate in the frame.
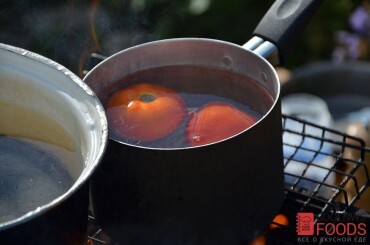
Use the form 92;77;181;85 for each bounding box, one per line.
282;114;369;217
258;115;370;244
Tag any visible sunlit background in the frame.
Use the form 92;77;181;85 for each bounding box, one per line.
1;0;369;76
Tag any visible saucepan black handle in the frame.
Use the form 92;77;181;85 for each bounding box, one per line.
253;0;323;64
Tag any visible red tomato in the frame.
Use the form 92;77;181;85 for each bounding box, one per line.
186;102;257;146
107;83;185;142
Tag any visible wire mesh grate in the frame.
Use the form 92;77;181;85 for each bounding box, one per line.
282;114;369;217
258;115;370;244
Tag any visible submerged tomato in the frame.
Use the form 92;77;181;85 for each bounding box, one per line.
186;102;257;147
106;83;185;142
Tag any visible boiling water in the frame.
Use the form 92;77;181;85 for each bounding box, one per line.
0;99;83;223
104;65;274;148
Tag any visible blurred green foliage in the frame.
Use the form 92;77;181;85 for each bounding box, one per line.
136;0;363;68
0;0;364;73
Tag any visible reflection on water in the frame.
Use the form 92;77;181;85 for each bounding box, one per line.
0;136;76;223
0;99;83;224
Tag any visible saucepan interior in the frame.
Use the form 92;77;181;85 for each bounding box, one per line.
0;43;107;242
85;38;280;148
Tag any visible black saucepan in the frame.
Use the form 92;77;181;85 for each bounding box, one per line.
84;0;322;244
